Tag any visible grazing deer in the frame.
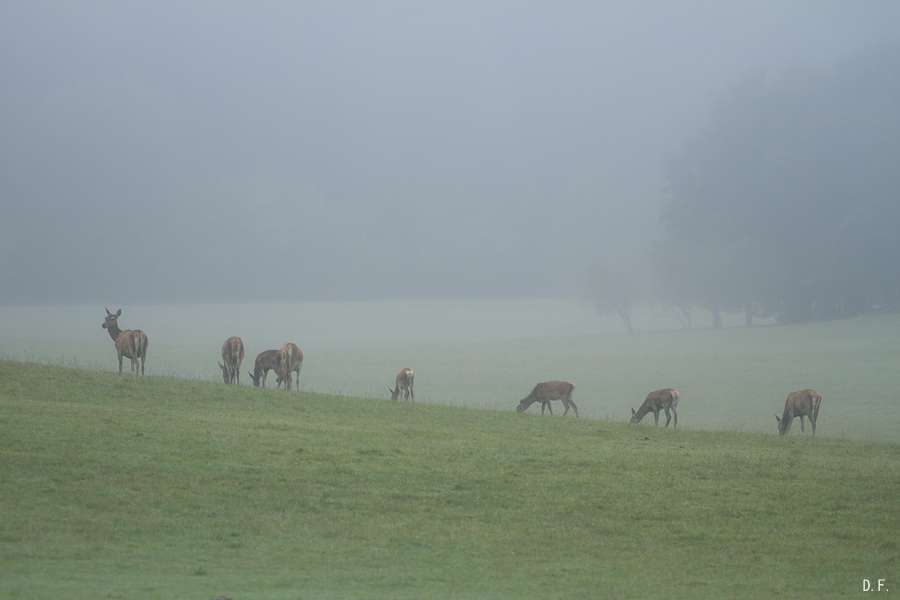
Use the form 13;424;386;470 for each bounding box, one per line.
516;381;578;416
276;343;303;391
248;349;281;388
388;368;415;401
776;389;823;436
101;308;149;375
217;336;245;384
630;388;680;428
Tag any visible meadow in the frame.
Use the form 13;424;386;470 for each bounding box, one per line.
1;300;899;441
1;360;899;599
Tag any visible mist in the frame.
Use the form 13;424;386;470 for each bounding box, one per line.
2;1;898;304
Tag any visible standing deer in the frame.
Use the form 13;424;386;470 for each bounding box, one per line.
101;308;149;375
630;388;680;428
248;349;281;388
776;389;823;436
217;336;245;384
276;343;303;391
516;381;578;416
389;368;415;401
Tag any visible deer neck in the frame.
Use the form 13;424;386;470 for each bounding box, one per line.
106;322;123;342
780;406;794;429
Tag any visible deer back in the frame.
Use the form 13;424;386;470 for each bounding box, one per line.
279;343;302;373
286;343;303;369
255;349;281;371
115;329;148;359
645;388;679;410
784;389;821;417
222;337;245;368
396;368;414;388
532;380;574;402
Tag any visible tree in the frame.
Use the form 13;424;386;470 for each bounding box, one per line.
655;46;900;324
586;260;645;334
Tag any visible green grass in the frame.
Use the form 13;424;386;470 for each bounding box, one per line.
1;361;899;599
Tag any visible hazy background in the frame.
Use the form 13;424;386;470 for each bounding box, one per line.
3;1;898;304
3;3;900;441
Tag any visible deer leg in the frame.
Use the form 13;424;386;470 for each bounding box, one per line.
672;406;678;430
653;410;659;426
664;407;672;427
569;398;579;417
811;417;816;436
262;371;267;388
547;401;553;416
410;385;414;402
799;415;805;433
118;353;124;375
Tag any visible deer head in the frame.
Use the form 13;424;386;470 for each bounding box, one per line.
101;307;122;330
629;407;640;424
388;386;400;400
249;370;262;387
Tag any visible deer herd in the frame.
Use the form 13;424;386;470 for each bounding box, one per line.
100;308;824;436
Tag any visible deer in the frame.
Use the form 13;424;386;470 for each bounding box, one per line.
630;388;680;429
388;368;415;401
776;389;823;436
217;336;245;384
101;308;149;376
275;343;303;391
516;381;578;416
248;349;281;388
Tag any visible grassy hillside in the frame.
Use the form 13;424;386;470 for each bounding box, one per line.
4;304;900;441
1;361;898;599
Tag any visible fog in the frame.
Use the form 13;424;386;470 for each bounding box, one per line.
2;1;898;304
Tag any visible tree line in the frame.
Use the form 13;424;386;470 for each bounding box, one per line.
590;46;900;331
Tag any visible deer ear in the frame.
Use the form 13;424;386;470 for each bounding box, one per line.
105;307;111;315
631;408;636;415
774;415;781;422
115;309;122;317
218;362;225;369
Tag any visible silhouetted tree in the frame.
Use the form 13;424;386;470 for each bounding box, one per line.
586;260;644;334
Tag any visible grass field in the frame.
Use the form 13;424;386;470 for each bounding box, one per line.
1;361;898;599
2;301;900;441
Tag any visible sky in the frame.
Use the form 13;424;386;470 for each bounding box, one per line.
1;1;898;304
